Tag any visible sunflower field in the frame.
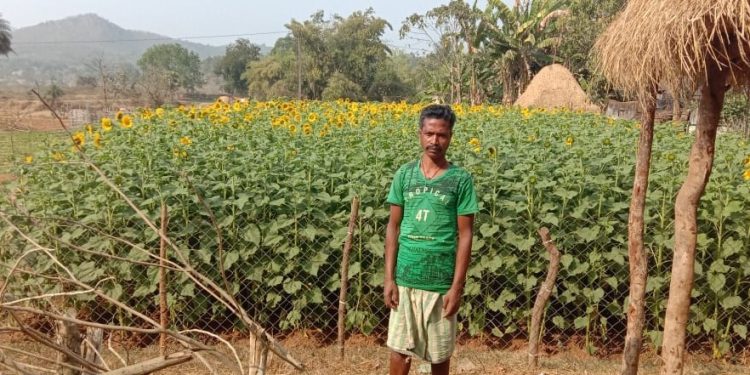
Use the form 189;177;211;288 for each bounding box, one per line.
2;100;750;357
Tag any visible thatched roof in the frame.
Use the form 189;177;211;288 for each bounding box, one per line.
514;64;599;113
594;0;750;100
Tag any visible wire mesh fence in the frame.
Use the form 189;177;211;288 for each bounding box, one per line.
1;184;748;360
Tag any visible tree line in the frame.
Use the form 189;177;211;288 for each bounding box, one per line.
0;1;627;106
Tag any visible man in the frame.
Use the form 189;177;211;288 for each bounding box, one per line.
384;104;478;375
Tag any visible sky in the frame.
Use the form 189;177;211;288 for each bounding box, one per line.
2;0;495;52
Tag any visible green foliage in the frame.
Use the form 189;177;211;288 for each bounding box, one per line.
556;0;626;103
481;0;568;103
137;43;205;93
5;102;750;355
247;9;392;101
0;13;12;56
322;72;365;101
721;91;750;124
44;82;64;107
214;39;261;95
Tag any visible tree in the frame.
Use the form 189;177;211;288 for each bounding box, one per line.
244;37;297;100
482;0;568;103
137;44;204;93
556;0;625;102
322;72;365;101
0;14;11;56
367;61;414;101
250;9;394;101
214;38;261;95
327;9;392;99
400;1;486;104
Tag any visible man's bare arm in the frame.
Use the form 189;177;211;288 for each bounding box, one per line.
384;204;403;309
443;214;474;317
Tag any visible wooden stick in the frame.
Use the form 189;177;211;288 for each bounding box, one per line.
338;196;360;359
528;227;561;368
159;202;169;357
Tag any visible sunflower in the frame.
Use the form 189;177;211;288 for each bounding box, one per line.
101;117;113;132
51;151;65;162
155;108;165;117
565;136;574;147
24;155;33;164
744;169;750;181
85;124;94;135
289;124;298;135
71;132;85;148
744;155;750;168
93;132;103;148
308;112;318;123
303;123;313;136
116;111;124;121
180;136;192;146
120;115;133;129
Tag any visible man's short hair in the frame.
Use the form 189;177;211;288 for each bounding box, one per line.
419;104;456;130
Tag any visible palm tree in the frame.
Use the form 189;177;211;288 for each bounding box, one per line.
481;0;568;103
0;14;12;56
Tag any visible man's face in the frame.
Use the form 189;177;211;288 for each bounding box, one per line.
419;118;452;159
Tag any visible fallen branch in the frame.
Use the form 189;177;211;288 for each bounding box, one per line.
101;351;194;375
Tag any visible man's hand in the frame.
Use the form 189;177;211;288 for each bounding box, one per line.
442;287;462;318
384;280;399;309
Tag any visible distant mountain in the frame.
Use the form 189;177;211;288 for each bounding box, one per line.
0;14;270;87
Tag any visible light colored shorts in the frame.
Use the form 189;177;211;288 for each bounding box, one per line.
386;286;457;364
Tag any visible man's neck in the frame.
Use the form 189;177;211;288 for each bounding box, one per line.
421;154;448;169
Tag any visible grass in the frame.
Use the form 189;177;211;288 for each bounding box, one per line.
0;130;67;175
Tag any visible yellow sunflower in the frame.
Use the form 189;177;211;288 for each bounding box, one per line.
24;155;33;164
565;136;574;147
93;132;103;148
180;136;192;146
120;115;133;128
744;169;750;181
101;117;113;132
71;132;85;148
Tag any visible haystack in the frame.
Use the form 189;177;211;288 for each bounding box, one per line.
514;64;599;113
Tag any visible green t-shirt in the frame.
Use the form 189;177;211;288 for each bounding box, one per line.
386;160;479;294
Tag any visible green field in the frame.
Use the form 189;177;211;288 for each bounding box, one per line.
0;130;67;175
2;100;749;357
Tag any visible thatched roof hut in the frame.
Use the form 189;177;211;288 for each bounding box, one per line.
595;0;750;100
594;2;750;375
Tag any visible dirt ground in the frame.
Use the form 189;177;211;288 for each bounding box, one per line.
3;333;749;375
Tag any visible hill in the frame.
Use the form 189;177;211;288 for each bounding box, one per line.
0;14;269;87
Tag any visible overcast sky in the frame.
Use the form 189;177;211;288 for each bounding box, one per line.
2;1;498;52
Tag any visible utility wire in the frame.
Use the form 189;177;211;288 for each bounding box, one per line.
13;31;288;45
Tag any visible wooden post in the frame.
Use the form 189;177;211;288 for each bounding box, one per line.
249;334;269;375
338;196;360;359
528;227;561;368
57;307;82;375
661;59;728;375
82;327;103;375
159;203;169;357
621;90;657;375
